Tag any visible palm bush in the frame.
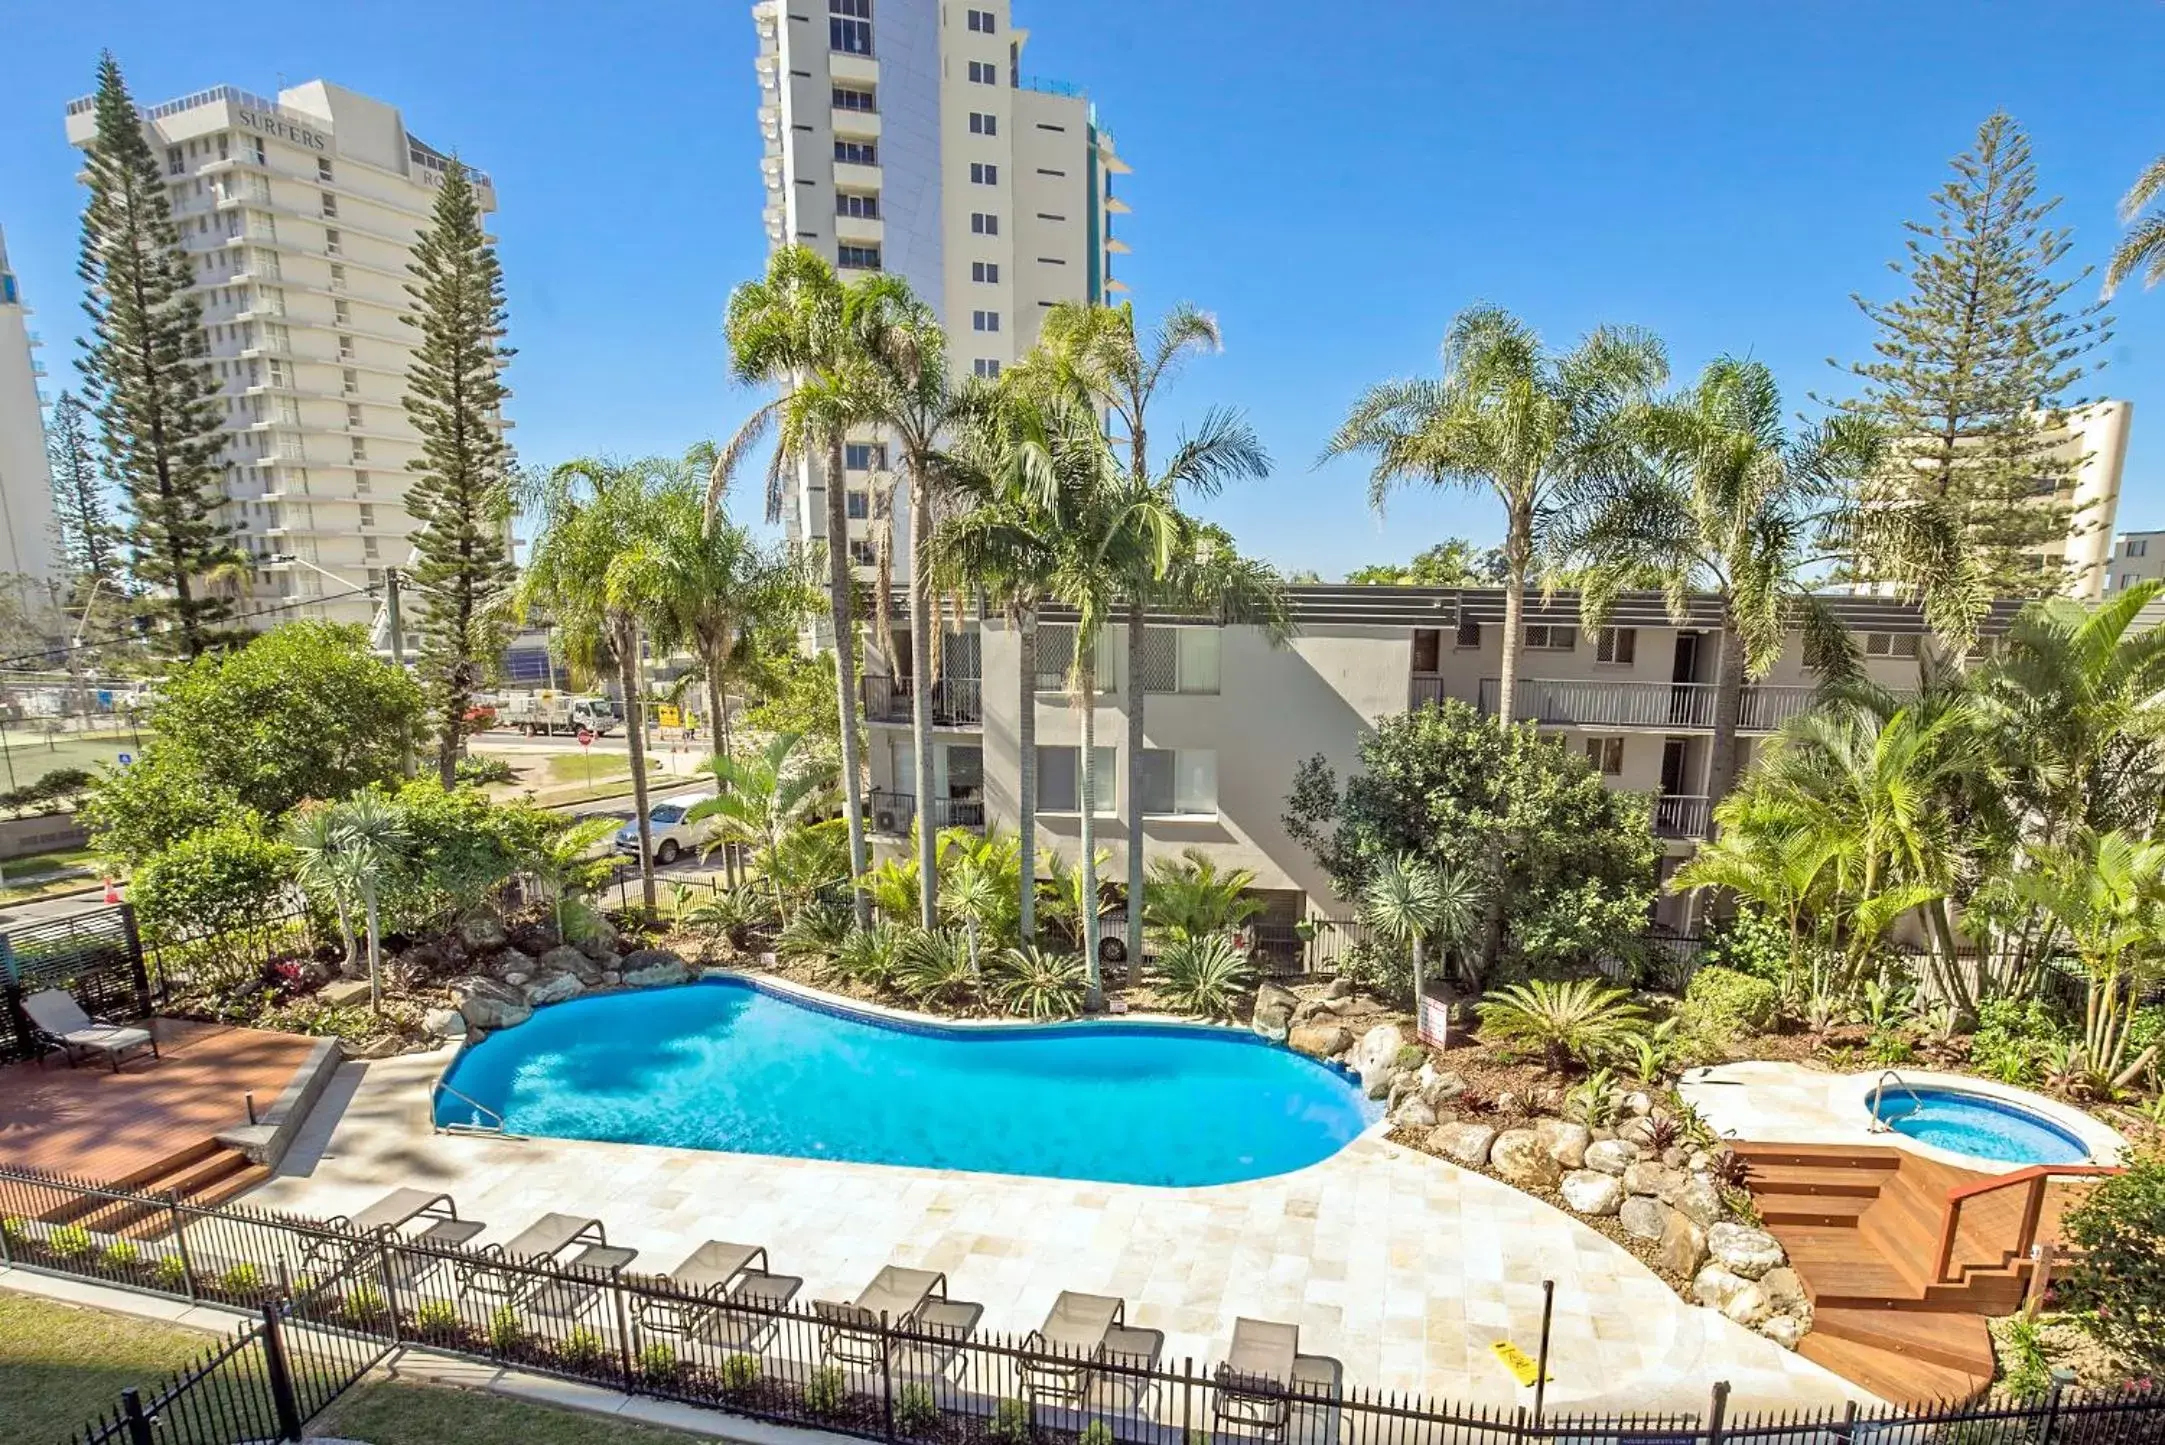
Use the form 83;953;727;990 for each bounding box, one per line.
1143;848;1262;943
1155;933;1255;1019
986;946;1088;1019
894;928;977;1008
775;898;852;964
682;884;772;948
1476;977;1648;1073
829;923;902;989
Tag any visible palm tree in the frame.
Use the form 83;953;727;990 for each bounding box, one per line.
327;790;409;1013
284;802;358;976
529;815;621;947
1363;853;1485;1016
2106;151;2165;296
687;730;838;925
2010;827;2165;1091
521;455;671;912
1668;788;1841;985
717;246;882;929
1322;304;1667;732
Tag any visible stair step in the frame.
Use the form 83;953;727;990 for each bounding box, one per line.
183;1165;270;1214
1755;1193;1876;1227
1798;1329;1991;1408
1743;1165;1889;1197
1810;1307;1998;1376
1730;1143;1903;1172
105;1139;224;1194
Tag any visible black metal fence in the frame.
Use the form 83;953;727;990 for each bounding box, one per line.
13;1162;2161;1445
138;905;326;1002
0;904;149;1062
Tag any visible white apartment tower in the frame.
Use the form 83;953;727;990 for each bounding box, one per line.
63;81;504;630
753;0;1129;571
0;226;58;585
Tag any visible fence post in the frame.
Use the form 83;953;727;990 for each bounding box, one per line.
118;1386;155;1445
118;903;152;1014
1181;1357;1194;1444
1705;1381;1730;1445
261;1301;306;1442
614;1272;637;1391
374;1231;401;1345
1532;1279;1554;1427
2041;1370;2072;1445
168;1193;197;1301
879;1310;895;1441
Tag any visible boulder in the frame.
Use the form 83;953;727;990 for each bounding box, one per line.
1427;1121;1498;1169
1619;1196;1670;1242
1661;1145;1691;1169
458;914;509;952
1659;1212;1709;1277
1617;1116;1658;1149
538;945;602;985
1291;997;1337;1024
422;1007;467;1040
1720;1282;1772;1328
620;950;692;988
1351;1024;1405;1098
1252;982;1297;1043
1559;1170;1623;1217
502;971;532;988
1289;1024;1352;1059
1759;1267;1810;1320
1692;1264;1755;1314
1489;1129;1563;1192
490;947;537;982
1393;1096;1439;1131
576;918;621;961
1622;1091;1654;1118
1673;1180;1726;1229
1493;1091;1524;1119
1535;1118;1592;1170
350;1034;408;1060
599;971;622;988
524;972;585;1007
1418;1064;1466;1106
1387;1071;1421;1110
1707;1223;1786;1281
1584;1139;1639;1176
1623;1161;1687;1204
1757;1315;1804;1351
1324;976;1356;1001
1251;1009;1290;1044
451;976;531;1031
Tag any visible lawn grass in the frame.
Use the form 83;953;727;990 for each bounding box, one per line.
0;1292;214;1445
0;729;141;785
539;752;637;786
310;1379;702;1445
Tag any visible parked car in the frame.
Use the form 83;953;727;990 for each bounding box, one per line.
614;790;714;866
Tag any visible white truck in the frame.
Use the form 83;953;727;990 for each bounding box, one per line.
497;692;622;737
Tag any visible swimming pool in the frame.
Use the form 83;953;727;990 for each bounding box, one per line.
1870;1085;2090;1166
434;979;1378;1187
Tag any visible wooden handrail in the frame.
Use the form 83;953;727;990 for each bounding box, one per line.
1932;1164;2120;1284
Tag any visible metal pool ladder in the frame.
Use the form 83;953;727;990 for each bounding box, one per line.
1867;1070;1920;1133
432;1078;517;1138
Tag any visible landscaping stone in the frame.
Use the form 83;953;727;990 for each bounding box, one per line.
538;945;602;985
490;947;537;982
1661;1145;1691;1169
620;950;692;988
451;976;530;1031
600;970;622;988
1673;1180;1726;1230
1707;1223;1786;1280
1488;1129;1563;1191
1291;997;1337;1024
1757;1315;1804;1350
1418;1064;1466;1105
1252;982;1298;1042
576;918;621;960
1428;1121;1498;1168
1251;1010;1290;1044
1365;1066;1401;1101
1616;1116;1658;1148
459;914;509;952
1719;1282;1772;1328
1493;1090;1523;1117
1619;1196;1670;1242
1351;1024;1405;1097
1387;1071;1420;1110
1289;1023;1351;1058
524;972;585;1007
1324;976;1356;1001
501;971;532;988
1759;1267;1810;1319
1584;1139;1639;1176
1393;1096;1439;1130
422;1007;466;1040
1623;1161;1687;1203
1559;1170;1623;1216
1622;1091;1654;1118
1535;1118;1591;1169
1692;1263;1755;1314
349;1035;408;1060
1659;1212;1709;1277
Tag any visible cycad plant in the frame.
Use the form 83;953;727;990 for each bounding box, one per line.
528;816;621;948
1475;977;1647;1074
284;802;359;976
987;946;1088;1019
1155;933;1256;1019
895;928;977;1008
1142;847;1263;944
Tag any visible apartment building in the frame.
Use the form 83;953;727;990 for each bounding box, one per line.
2103;529;2165;597
855;587;2036;935
753;0;1128;584
0;225;57;585
62;81;504;633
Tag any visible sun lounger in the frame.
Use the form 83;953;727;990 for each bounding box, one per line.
1092;1323;1166;1410
22;990;158;1072
632;1241;802;1351
1020;1291;1125;1405
1215;1317;1302;1437
815;1266;952;1368
298;1189;469;1279
455;1213;610;1309
890;1294;984;1384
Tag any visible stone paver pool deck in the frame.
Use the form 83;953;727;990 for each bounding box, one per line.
247;1047;1867;1415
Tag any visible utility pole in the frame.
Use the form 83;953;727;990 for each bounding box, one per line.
384;567;415;779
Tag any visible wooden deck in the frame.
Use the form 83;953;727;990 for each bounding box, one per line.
0;1018;317;1185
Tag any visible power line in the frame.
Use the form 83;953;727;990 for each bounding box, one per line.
0;583;384;671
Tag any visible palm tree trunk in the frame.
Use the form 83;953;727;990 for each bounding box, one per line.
1495;507;1531;729
1705;619;1747;814
1411;935;1426;1030
910;477;938;930
1124;595;1146;983
1080;648;1103;1011
364;884;382;1015
704;662;737;889
1017;607;1038;944
828;435;873;929
618;621;657;913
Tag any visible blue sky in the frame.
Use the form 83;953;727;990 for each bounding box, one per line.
7;1;2165;579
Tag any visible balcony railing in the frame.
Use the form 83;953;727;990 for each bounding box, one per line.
865;789;986;836
1651;794;1712;839
1409;675;1446;709
1475;678;1817;733
861;675;983;726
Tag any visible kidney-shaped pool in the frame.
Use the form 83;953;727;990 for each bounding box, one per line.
434;979;1379;1187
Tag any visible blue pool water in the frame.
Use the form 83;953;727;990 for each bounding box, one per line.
1871;1087;2089;1166
435;980;1378;1187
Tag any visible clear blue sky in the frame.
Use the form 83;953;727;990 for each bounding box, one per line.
7;1;2165;579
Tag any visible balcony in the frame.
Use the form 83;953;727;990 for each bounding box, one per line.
865;789;985;836
1475;678;1818;733
862;675;983;727
1651;794;1712;840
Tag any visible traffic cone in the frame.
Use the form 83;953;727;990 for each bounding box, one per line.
103;877;120;904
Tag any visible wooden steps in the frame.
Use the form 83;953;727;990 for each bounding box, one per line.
1799;1327;1991;1408
39;1139;267;1239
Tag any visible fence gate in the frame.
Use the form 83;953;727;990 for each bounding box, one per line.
0;903;148;1061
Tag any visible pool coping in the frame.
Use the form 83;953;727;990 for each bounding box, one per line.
1828;1068;2130;1170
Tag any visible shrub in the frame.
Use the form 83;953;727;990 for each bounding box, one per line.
1969;998;2069;1087
1999;1314;2053;1399
1698;906;1790;985
1143;848;1263;943
986;946;1088;1019
828;923;902;989
893;1382;940;1434
683;884;771;948
2055;1147;2165;1374
100;1240;142;1268
987;1398;1034;1444
46;1224;94;1259
557;1326;605;1369
1080;1422;1116;1445
1476;977;1647;1072
487;1304;524;1351
130;816;297;944
803;1364;850;1417
216;1263;266;1296
637;1341;681;1380
339;1284;387;1323
894;928;977;1008
413;1301;461;1337
1682;966;1780;1038
453;754;517;787
1155;933;1255;1019
718;1352;764;1394
776;899;854;964
152;1255;190;1291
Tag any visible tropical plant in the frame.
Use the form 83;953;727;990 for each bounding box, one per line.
1475;978;1648;1073
2108;146;2165;297
284;802;359;974
1154;932;1255;1019
689;731;838;924
776;897;853;964
1565;1067;1623;1129
2054;1147;2165;1374
2010;828;2165;1093
937;825;1025;952
1681;966;1781;1039
1144;847;1264;944
829;923;902;989
894;928;977;1008
684;883;773;947
325;790;410;1013
526;815;621;948
987;946;1089;1019
1360;852;1484;1013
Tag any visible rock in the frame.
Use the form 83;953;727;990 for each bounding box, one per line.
1488;1129;1563;1191
490;947;537;982
1493;1090;1523;1118
1759;1267;1810;1319
1623;1091;1654;1118
1252;982;1297;1043
1673;1180;1726;1229
1351;1024;1405;1098
1720;1282;1772;1328
1590;1125;1617;1142
1757;1315;1804;1350
1251;1010;1290;1044
1324;976;1356;1001
1289;1024;1351;1058
1617;1116;1657;1149
1585;1139;1639;1176
1707;1223;1786;1280
1661;1145;1691;1169
1559;1170;1623;1216
620;950;692;988
451;976;531;1031
524;972;586;1007
1418;1064;1466;1105
1660;1213;1710;1277
1535;1118;1592;1170
422;1007;467;1040
1623;1161;1688;1204
1428;1121;1498;1168
1393;1096;1439;1130
350;1035;408;1060
1620;1196;1670;1241
576;918;621;960
502;971;532;988
1692;1263;1755;1314
599;970;622;988
1687;1148;1712;1175
538;945;602;985
458;914;509;952
1291;997;1335;1024
1387;1071;1421;1110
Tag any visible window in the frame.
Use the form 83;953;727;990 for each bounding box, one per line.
337;334;356;361
1411;628;1441;673
967;60;997;84
1455;616;1481;649
846;490;869;520
834;138;878;165
965;7;995;31
354;470;371;494
167;145;184;176
1036;745;1118;814
334;299;351;326
320;191;338;218
1595;626;1636;665
1585;737;1625;777
970;212;999;235
650;804;687;826
1141;748;1218;816
342;368;359;395
323;227;342;256
345;403;362;429
837;243;882;270
2122;573;2139;592
358;503;376;527
251;137;267;165
833;84;877;111
973;358;1002;378
836;192;880;219
969;111;998;136
349;438;367;461
1138;626;1220;693
1864;631;1922;659
972;309;1000;332
2129;538;2149;559
970;162;999;185
848;538;876;566
317;157;334;181
1524;623;1576;651
829;0;872;54
328;262;347;292
971;261;1001;283
844;442;887;470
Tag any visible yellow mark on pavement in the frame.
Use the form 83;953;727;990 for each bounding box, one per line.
1491;1340;1550;1387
